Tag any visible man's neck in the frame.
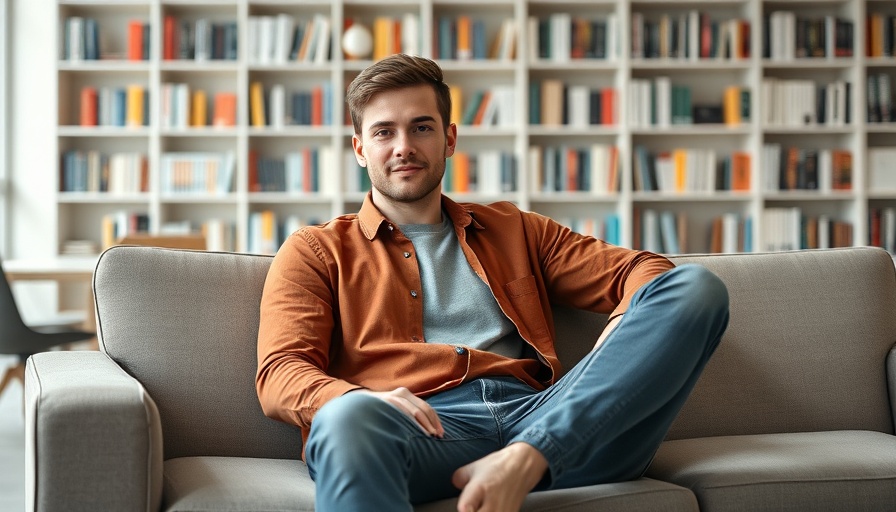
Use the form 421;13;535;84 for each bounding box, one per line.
372;189;443;225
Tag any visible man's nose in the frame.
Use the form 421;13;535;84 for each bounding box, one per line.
393;131;416;158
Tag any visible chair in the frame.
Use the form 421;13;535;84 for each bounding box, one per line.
0;258;96;398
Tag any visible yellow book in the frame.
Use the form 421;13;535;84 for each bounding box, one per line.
457;16;472;60
723;86;741;126
250;81;265;127
373;17;392;61
191;89;207;127
673;149;688;192
126;85;144;128
449;85;462;125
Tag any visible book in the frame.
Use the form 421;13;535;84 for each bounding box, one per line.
213;92;237;127
80;87;97;126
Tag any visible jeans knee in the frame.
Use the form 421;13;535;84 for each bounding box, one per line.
305;393;400;472
668;264;729;320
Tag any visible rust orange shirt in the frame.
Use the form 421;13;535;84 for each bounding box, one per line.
256;194;673;443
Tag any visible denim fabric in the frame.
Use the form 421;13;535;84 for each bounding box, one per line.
305;264;729;512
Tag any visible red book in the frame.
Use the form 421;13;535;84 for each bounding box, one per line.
600;89;615;125
248;150;260;192
80;87;98;126
213;92;237;127
311;86;323;126
128;21;144;61
163;15;177;60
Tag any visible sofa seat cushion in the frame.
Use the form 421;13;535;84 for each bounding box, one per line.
419;478;698;512
647;430;896;512
163;456;314;512
162;457;696;512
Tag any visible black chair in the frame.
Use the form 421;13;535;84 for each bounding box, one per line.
0;258;96;398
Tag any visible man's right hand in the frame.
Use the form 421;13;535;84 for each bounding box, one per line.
352;387;445;438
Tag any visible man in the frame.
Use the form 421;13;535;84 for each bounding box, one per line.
256;54;729;512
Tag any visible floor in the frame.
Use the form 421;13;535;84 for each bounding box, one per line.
0;355;25;512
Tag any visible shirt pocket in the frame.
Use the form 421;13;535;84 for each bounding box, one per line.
503;275;549;340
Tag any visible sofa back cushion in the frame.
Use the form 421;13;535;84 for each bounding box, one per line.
93;246;301;461
664;247;896;439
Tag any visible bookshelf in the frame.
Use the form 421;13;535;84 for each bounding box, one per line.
53;0;896;255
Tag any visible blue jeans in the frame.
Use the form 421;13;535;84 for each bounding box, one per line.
305;264;729;511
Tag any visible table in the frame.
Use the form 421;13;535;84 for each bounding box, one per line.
4;256;99;335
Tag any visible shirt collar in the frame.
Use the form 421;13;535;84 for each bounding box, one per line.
357;192;484;241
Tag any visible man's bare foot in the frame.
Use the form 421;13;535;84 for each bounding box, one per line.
452;442;549;512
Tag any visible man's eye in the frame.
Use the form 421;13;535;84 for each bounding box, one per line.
415;125;433;133
374;130;391;137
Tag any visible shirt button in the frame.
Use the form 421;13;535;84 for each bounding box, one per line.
455;346;467;355
403;252;411;258
388;225;394;231
410;290;418;298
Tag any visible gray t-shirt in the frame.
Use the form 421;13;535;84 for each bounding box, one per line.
400;216;525;358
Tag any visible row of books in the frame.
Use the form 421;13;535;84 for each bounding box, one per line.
101;211;150;250
637;210;755;254
760;145;852;192
869;207;896;253
162;16;237;61
159;152;235;195
79;86;148;128
369;15;422;61
160;219;237;252
633;146;751;193
62;17;97;61
248;211;322;255
760;79;852;127
867;73;894;123
557;215;621;245
442;151;516;194
761;208;853;252
867;13;896;58
434;16;491;61
528;144;619;194
763;12;854;60
160;84;237;128
530;13;620;61
249;82;333;128
629;78;687;128
459;87;516;127
631;12;751;61
60;151;148;193
248;148;336;193
247;14;331;64
531;81;617;126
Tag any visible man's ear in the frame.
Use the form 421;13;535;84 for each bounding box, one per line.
351;134;367;167
445;123;458;158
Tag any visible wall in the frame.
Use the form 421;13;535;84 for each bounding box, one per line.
9;0;56;260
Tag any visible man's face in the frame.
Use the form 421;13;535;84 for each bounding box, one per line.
352;85;457;206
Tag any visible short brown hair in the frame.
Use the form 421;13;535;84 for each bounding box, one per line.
345;54;452;135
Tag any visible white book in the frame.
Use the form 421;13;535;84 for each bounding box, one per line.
688;10;700;61
528;146;543;193
606;14;618;61
818;149;832;193
194;19;211;61
660;211;680;254
274;14;294;64
258;16;274;64
67;17;83;61
642;209;662;253
589;144;609;194
568;85;589;128
655;76;672;127
269;84;285;129
722;213;739;253
527;17;539;62
402;13;420;56
884;208;896;253
551;13;571;62
818;214;831;249
313;15;331;64
869;147;896;191
630;12;643;59
247;17;260;64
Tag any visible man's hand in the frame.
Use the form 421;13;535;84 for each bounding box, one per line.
452;442;548;512
352;387;444;438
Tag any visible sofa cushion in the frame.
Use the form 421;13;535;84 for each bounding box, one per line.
163;457;697;512
647;430;896;512
665;248;896;439
163;457;315;512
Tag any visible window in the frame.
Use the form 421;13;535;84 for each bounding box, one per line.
0;0;7;257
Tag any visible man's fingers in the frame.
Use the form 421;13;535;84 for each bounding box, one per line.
386;388;444;437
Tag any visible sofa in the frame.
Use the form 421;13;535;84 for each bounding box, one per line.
24;245;896;511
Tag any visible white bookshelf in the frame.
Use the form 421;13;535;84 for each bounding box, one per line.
53;0;896;255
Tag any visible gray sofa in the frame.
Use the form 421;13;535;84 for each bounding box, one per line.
24;245;896;511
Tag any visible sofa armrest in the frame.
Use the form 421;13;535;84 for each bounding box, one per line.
25;351;162;512
888;344;896;432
